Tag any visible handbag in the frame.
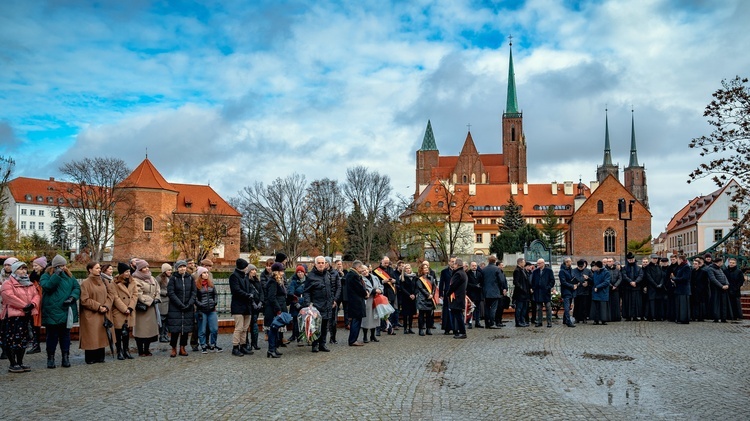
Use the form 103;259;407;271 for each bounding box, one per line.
135;301;149;312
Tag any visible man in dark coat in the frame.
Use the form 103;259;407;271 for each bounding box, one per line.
446;258;468;339
373;256;398;333
466;261;484;328
345;261;367;346
531;259;555;327
559;257;576;327
325;258;342;343
495;263;510;327
606;258;623;321
303;256;334;352
482;256;503;329
643;255;664;321
621;253;644;321
705;256;731;322
439;257;455;334
512;258;530;327
690;257;709;321
671;254;692;324
572;260;593;324
724;258;744;320
228;258;257;356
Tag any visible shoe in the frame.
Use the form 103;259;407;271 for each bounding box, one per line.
319;344;330;352
566;323;576;328
122;336;133;360
312;344;319;353
426;329;432;335
593;321;600;325
330;339;338;344
47;353;56;369
8;365;24;373
61;352;70;368
21;364;31;372
488;325;501;330
232;346;244;357
535;324;542;327
267;351;281;358
475;324;484;328
408;329;416;334
443;331;453;335
143;351;152;357
297;340;305;347
279;341;288;348
116;343;125;360
252;344;261;350
170;348;177;358
213;345;223;353
375;331;381;337
179;346;188;356
601;322;607;325
467;324;473;329
191;345;199;352
370;337;379;343
547;324;552;328
28;343;41;354
349;342;364;346
419;329;425;336
273;349;283;356
454;334;467;339
201;346;208;354
241;345;253;355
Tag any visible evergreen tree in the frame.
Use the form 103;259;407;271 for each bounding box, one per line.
541;205;563;251
344;201;367;261
500;196;524;232
51;205;68;250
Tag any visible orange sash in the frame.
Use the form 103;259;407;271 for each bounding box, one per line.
373;267;396;293
420;276;439;306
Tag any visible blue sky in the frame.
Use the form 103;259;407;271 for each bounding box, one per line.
1;0;749;237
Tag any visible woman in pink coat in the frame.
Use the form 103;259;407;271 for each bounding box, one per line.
1;261;41;373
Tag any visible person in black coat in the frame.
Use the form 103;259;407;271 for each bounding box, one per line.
327;259;344;343
559;258;576;327
724;258;744;320
482;256;503;329
246;265;264;350
399;265;418;334
345;261;367;346
705;256;731;322
621;253;644;321
531;259;555;328
303;257;334;353
512;258;530;327
572;260;593;324
466;261;484;328
671;255;691;324
438;257;455;334
228;259;257;356
690;258;709;321
167;264;197;357
416;263;437;336
606;258;623;322
642;255;664;321
446;258;468;338
264;263;287;357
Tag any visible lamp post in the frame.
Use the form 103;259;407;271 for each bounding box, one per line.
618;198;636;261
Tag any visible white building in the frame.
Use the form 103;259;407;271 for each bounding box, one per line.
663;180;741;256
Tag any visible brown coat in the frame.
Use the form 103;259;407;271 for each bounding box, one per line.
134;276;160;338
111;274;137;329
79;274;113;350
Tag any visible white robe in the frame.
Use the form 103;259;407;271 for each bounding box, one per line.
362;275;383;329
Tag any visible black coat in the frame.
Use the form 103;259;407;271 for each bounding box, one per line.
438;267;452;299
572;267;593;296
328;269;343;304
345;270;367;319
512;265;530;301
531;266;555;303
167;272;197;334
622;263;644;291
303;269;333;320
446;267;467;311
724;266;745;295
466;268;484;302
229;268;255;315
264;277;288;322
196;283;217;313
673;262;691;295
690;267;709;302
400;273;418;316
249;276;264;315
416;274;436;311
643;263;664;300
559;264;576;298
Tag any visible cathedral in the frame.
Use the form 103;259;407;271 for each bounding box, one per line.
410;41;652;258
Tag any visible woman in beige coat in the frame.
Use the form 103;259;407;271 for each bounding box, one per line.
79;262;113;364
111;263;137;360
133;259;160;356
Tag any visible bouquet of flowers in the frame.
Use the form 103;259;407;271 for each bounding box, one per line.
465;296;476;324
297;305;321;344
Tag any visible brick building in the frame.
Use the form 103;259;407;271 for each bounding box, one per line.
113;158;241;265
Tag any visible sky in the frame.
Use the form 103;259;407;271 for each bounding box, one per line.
1;0;749;238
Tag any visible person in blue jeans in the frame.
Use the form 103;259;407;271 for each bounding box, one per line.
195;267;222;353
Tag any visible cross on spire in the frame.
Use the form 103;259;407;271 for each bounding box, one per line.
508;34;513;46
467;123;472;132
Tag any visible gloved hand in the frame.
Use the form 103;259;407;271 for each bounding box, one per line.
63;296;75;305
153;299;161;304
23;303;34;314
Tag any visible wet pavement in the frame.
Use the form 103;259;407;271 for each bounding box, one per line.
1;319;749;420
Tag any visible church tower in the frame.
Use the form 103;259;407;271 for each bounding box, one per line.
596;109;619;183
416;119;439;197
502;38;527;184
623;110;649;208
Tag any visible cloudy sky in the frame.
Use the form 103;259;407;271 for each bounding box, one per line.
1;0;748;237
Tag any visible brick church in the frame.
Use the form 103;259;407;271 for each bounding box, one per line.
410;41;651;258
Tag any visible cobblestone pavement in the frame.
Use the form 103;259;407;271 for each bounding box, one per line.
1;319;749;420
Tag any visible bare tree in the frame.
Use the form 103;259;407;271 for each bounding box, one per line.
162;208;240;261
239;173;308;264
343;166;393;262
229;196;268;253
0;155;16;248
59;157;138;261
302;178;346;256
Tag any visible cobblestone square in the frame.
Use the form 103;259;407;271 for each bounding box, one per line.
1;319;748;420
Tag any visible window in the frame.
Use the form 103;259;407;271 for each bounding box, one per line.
462;175;467;183
143;217;153;232
437;201;444;208
714;229;723;242
490;233;497;242
729;205;738;220
30;209;36;216
491;219;497;225
36;195;43;202
38;222;44;230
424;201;431;208
536;219;542;224
39;210;44;217
476;233;483;243
47;197;54;203
597;200;604;214
20;221;26;230
29;222;35;230
25;194;32;201
21;209;27;215
604;228;616;253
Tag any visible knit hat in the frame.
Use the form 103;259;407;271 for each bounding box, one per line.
117;262;131;275
4;257;18;267
271;262;284;272
324;257;332;264
246;264;257;272
51;255;67;268
161;263;172;273
11;261;27;274
626;252;635;259
703;253;713;259
134;259;149;271
236;258;249;270
275;252;287;263
175;260;187;269
33;256;48;269
650;254;659;259
196;266;209;278
200;258;213;266
296;265;306;274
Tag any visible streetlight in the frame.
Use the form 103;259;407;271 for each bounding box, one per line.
618;198;636;261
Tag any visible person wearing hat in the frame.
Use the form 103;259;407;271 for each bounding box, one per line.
195;266;221;353
39;255;78;368
131;259;160;356
245;263;264;351
190;259;214;351
287;265;308;346
572;259;593;324
589;261;611;325
690;257;710;321
27;256;48;354
229;258;256;356
705;255;731;323
79;261;113;364
1;256;18;285
621;252;644;321
605;257;623;322
264;263;288;358
1;261;41;373
157;263;172;342
671;255;692;324
167;259;196;357
642;255;664;321
111;262;137;360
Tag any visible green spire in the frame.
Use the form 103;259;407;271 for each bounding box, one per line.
628;109;639;167
419;119;438;151
603;109;613;166
505;40;520;115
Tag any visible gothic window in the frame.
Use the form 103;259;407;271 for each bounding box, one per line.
418;153;424;169
597;200;604;214
452;174;457;184
604;228;616;253
481;173;486;183
144;217;153;232
471;173;476;183
462;174;467;183
511;126;516;142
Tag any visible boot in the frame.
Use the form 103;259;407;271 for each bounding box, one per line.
61;351;70;368
419;329;425;336
7;348;22;373
17;349;30;372
179;346;188;356
426;327;432;335
135;338;144;356
122;332;133;359
319;343;330;352
28;327;41;354
47;352;57;369
232;345;244;357
241;344;254;355
116;342;124;360
362;329;369;343
370;329;379;342
170;347;177;358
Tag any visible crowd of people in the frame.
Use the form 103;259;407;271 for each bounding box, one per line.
0;250;745;373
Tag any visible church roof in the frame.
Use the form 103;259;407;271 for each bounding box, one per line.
627;111;640;168
459;131;479;156
119;158;177;191
602;109;613;166
172;183;241;217
419;120;438;151
505;42;520;115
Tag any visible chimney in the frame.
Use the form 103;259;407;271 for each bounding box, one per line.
551;182;558;195
563;181;573;195
49;177;55;182
511;183;518;195
523;183;528;195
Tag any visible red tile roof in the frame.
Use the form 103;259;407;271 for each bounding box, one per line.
666;180;737;231
172;183;241;217
6;177;78;207
118;158;176;191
